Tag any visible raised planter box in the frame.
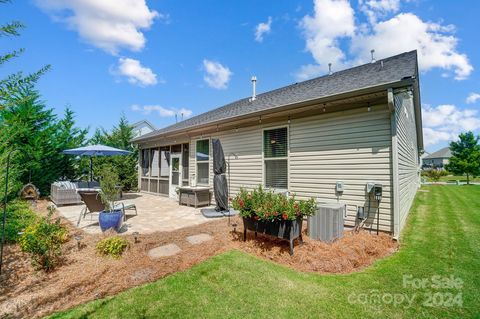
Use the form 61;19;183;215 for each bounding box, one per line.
242;216;303;255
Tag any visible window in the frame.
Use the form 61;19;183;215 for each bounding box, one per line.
264;127;288;189
196;139;209;184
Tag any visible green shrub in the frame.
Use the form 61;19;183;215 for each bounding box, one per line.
4;199;37;243
231;186;316;221
423;169;448;182
18;207;68;271
96;236;129;258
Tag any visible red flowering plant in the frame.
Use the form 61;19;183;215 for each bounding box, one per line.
232;186;316;221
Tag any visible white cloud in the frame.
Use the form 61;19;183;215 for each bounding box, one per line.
351;13;473;80
422;104;480;147
36;0;159;54
297;1;473;81
131;104;193;118
359;0;400;24
299;0;355;77
113;58;159;86
466;92;480;104
255;17;272;42
202;59;232;89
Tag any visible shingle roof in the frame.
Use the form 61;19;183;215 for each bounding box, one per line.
133;50;418;142
425;147;452;159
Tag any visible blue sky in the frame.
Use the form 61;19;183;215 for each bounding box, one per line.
1;0;479;152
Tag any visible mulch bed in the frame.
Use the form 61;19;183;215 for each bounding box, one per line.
0;200;397;318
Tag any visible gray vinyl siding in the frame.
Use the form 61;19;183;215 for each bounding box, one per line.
289;106;393;232
191;128;263;193
394;90;419;234
190;105;394;232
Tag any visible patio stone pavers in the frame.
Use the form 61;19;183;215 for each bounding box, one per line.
148;243;182;258
186;233;213;245
55;192;213;234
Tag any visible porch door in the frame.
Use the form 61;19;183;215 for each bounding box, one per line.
169;153;182;199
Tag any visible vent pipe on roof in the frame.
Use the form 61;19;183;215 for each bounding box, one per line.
328;63;333;75
370;49;376;63
251;76;257;101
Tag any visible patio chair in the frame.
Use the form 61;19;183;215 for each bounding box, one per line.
77;190;137;226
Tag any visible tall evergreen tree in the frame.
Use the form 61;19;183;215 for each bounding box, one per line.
52;108;88;180
0;88;87;196
445;131;480;185
0;88;56;195
90;116;138;190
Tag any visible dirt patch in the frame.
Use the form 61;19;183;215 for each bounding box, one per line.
0;200;397;318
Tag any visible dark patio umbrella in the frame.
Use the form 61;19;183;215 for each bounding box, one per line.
63;144;132;181
212;139;228;211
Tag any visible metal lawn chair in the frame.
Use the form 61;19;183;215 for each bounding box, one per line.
77;190;137;226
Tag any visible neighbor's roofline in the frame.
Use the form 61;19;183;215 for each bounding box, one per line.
131;77;415;143
131;119;156;130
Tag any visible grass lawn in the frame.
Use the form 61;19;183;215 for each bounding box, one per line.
49;185;480;318
423;174;480;183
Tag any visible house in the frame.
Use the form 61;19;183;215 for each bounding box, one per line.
131;120;156;138
132;50;423;239
420;150;430;168
422;147;452;169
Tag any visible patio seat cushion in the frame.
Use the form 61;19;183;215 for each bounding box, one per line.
53;181;77;190
76;181;89;189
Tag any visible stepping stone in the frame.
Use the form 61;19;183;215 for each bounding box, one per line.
186;233;213;245
148;243;181;259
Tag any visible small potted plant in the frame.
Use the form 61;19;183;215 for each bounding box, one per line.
98;166;123;232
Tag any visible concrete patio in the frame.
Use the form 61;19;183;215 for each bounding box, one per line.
55;192;213;234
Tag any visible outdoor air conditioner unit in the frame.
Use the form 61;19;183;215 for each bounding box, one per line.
308;202;345;242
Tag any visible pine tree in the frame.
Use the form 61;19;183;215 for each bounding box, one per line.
52;108;88;180
0;88;57;195
445;132;480;185
89;116;138;190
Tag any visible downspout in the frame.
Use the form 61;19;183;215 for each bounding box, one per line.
389;88;400;240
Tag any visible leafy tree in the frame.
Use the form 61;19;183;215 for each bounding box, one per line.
445;132;480;185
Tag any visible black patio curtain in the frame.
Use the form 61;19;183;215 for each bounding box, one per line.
212;139;228;211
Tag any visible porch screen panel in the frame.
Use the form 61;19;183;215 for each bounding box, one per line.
151;149;159;177
141;149;150;176
182;143;189;179
160;147;170;177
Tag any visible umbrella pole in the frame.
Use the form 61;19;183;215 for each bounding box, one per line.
90;157;93;182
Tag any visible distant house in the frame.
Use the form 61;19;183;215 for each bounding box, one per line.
132;50;423;239
423;147;452;169
132;120;156;138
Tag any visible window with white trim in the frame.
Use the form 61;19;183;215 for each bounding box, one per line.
264;127;288;190
196;139;209;184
